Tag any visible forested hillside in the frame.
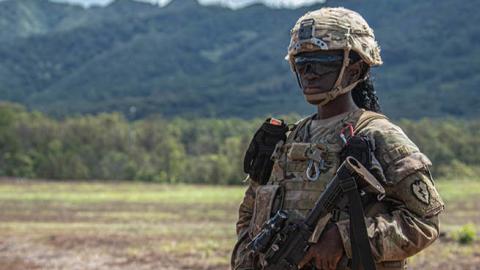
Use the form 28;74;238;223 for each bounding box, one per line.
0;0;479;119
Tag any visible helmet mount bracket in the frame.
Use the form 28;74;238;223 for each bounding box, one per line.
296;19;329;51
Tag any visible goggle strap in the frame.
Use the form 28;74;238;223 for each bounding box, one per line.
294;55;343;64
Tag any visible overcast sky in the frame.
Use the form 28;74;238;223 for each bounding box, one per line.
47;0;325;9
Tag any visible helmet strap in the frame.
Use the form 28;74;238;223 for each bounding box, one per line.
303;44;365;106
298;28;367;106
303;47;349;105
294;67;303;89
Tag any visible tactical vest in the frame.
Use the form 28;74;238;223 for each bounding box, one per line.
248;109;407;270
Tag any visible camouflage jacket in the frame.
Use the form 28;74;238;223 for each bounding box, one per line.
231;109;444;270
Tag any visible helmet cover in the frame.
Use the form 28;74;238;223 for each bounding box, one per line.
287;7;382;105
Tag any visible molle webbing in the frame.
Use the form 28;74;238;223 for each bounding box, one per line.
286;115;316;143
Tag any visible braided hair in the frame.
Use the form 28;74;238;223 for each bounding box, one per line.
348;51;381;112
352;76;381;112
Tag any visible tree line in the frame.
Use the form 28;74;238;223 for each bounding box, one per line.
0;102;478;184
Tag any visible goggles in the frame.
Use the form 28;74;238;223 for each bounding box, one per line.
294;54;344;76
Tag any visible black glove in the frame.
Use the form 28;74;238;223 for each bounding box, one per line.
244;118;288;185
339;135;373;169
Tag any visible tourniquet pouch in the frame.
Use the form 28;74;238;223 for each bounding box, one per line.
249;184;282;236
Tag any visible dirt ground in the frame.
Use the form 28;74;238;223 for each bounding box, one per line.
0;179;478;270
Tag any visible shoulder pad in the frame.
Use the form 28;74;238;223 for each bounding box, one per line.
355;110;388;133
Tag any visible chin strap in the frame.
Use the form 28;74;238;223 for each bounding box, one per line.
300;28;366;106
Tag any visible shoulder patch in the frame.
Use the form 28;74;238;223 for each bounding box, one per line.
385;171;444;218
411;179;430;205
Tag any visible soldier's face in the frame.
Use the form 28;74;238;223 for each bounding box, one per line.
294;50;344;95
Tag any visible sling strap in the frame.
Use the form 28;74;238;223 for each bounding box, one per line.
338;169;376;270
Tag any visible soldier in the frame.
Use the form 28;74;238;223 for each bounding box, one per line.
231;7;444;270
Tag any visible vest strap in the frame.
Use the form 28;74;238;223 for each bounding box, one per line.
354;110;388;133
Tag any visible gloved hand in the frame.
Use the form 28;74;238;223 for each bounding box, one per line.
299;225;344;270
243;118;288;184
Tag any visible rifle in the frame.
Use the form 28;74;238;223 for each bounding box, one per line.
248;156;385;270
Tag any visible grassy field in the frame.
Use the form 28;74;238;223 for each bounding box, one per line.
0;179;479;270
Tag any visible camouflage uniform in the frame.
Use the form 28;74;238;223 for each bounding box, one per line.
231;7;444;270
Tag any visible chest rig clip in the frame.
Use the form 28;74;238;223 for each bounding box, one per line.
306;145;326;181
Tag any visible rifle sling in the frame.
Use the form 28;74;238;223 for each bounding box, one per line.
340;176;376;270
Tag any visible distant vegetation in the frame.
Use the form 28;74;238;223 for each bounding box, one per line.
0;0;479;119
1;102;478;183
452;223;477;245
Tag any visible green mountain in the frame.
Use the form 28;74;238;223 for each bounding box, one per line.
0;0;478;119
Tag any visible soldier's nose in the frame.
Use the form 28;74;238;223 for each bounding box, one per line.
305;63;314;73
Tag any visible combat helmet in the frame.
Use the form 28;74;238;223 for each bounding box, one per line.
287;7;382;106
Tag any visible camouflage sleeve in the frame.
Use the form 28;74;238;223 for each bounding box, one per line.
236;178;259;237
336;118;445;262
232;178;259;270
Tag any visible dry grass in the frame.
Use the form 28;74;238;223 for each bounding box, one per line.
0;179;478;270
